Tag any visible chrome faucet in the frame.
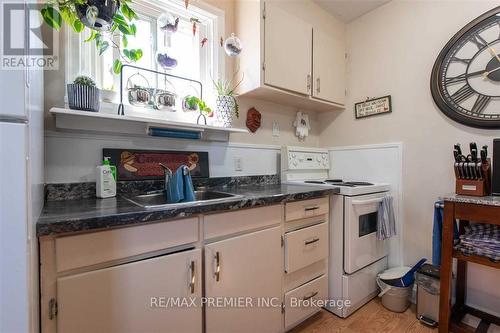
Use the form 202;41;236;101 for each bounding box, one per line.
159;163;173;192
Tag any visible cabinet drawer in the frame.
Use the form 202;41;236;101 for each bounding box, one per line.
284;222;328;274
285;197;328;222
204;205;281;240
284;274;328;329
56;217;199;272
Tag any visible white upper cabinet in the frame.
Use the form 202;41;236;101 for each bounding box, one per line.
312;28;346;105
264;2;312;96
235;0;346;111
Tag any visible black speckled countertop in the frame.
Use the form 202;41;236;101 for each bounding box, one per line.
37;184;338;237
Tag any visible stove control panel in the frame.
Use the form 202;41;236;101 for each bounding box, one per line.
281;146;330;170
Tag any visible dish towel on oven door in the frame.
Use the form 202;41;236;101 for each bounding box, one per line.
377;195;396;240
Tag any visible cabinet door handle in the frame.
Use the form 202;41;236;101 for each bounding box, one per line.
306;74;311;92
189;260;195;294
302;291;318;301
304;237;320;245
214;251;221;282
316;78;320;93
304;206;320;212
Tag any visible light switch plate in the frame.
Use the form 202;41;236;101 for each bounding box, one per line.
234;157;243;171
272;121;280;137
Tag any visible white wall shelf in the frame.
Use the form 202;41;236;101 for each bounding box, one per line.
49;107;248;141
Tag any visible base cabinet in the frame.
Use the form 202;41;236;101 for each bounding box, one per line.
56;249;202;333
205;226;283;333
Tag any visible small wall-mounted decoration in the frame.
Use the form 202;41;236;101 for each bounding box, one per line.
246;107;261;133
355;95;392;119
293;111;311;141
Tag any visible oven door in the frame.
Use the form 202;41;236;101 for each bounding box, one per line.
344;192;388;274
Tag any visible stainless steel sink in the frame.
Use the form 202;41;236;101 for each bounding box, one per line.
124;190;243;209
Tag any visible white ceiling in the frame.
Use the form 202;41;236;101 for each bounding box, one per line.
314;0;391;23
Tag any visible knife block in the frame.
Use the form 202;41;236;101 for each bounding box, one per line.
455;159;491;197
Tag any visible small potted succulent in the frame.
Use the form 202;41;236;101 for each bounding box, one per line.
67;75;100;112
212;71;244;127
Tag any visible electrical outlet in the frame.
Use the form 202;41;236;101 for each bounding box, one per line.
234;157;243;171
272;121;280;137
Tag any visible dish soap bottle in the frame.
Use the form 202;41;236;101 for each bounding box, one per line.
96;157;116;198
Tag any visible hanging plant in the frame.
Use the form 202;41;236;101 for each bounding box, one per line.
40;0;143;74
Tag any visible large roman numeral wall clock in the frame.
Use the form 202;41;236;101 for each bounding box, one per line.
431;7;500;129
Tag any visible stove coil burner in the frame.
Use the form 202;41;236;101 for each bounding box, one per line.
324;180;374;187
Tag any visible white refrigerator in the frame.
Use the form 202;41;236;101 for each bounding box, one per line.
0;3;44;332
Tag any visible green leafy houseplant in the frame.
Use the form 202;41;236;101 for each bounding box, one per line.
41;0;143;74
182;95;213;116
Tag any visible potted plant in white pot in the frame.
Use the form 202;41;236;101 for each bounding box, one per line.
67;75;100;112
212;72;244;128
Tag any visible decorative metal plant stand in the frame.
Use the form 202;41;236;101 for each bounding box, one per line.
117;64;207;125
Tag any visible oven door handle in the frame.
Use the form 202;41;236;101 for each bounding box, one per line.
351;198;384;206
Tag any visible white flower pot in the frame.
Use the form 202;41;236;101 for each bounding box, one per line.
215;95;236;128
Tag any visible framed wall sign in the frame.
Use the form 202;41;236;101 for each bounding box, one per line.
103;149;209;181
355;95;392;119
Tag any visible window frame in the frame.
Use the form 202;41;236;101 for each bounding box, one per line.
64;0;225;107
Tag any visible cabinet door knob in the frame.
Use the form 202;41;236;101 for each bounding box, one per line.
214;251;221;282
189;260;196;294
316;78;320;93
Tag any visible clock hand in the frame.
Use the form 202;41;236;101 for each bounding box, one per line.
485;42;500;63
483;65;500;78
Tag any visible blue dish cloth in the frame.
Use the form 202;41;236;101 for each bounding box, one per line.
432;200;458;266
377;195;396;240
166;165;195;203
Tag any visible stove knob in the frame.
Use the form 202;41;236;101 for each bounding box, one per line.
316;156;321;162
292;153;296;158
293;161;298;167
322;154;327;159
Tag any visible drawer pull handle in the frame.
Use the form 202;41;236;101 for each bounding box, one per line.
214;251;221;282
189;260;195;294
304;206;320;212
304;237;320;245
303;291;318;301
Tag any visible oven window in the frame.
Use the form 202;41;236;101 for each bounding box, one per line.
359;212;377;237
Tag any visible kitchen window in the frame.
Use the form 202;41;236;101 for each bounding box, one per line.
65;0;224;107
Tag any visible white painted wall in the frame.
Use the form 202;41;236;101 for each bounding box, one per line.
328;143;403;268
319;0;500;315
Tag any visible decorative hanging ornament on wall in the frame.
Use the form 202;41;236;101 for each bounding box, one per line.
158;12;179;35
224;33;242;56
430;7;500;129
190;18;201;36
246;107;261;133
293;111;311;141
